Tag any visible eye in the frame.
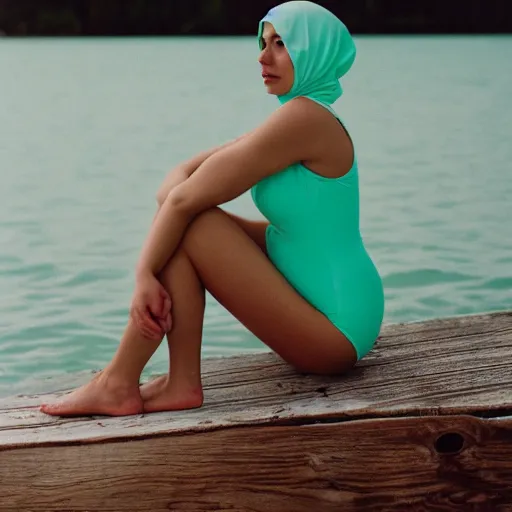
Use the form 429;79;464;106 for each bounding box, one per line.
276;39;285;47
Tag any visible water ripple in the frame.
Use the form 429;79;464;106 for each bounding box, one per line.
383;269;475;288
0;262;57;278
1;36;511;397
62;268;128;287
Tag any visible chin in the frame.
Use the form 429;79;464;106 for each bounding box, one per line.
265;84;291;96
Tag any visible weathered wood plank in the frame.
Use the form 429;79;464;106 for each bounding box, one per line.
1;415;512;511
0;311;511;446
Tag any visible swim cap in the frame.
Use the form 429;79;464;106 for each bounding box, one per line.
258;1;356;106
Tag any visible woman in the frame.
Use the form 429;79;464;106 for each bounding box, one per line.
40;1;384;417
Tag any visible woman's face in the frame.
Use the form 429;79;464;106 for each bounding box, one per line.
258;22;294;96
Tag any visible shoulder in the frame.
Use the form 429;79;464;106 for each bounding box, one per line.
264;96;332;136
240;97;332;162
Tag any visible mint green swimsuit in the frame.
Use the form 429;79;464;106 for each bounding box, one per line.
252;2;385;360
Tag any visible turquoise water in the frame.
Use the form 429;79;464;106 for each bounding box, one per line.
1;36;511;398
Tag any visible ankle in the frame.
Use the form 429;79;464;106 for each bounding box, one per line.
100;367;139;389
167;375;203;394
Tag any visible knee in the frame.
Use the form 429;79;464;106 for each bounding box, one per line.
190;207;224;230
182;207;225;248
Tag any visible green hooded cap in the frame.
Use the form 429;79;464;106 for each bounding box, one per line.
258;1;356;107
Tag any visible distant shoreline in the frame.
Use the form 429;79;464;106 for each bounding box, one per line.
0;0;510;37
1;29;511;37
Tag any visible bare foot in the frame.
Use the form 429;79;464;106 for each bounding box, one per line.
139;374;169;401
40;371;144;417
143;382;204;413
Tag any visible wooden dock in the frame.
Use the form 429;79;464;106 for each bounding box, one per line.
1;310;511;511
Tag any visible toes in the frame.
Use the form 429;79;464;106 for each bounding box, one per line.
39;403;61;415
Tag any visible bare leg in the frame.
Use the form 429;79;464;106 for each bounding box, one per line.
138;336;173;400
39;318;164;416
135;208;174;399
39;207;174;417
142;248;205;412
138;343;172;400
39;245;206;416
139;209;269;401
40;207;357;417
141;208;357;412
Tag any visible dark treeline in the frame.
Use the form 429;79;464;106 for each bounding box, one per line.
0;0;510;36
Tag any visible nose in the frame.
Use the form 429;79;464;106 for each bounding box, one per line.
258;46;271;65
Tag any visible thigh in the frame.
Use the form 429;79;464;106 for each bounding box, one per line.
182;208;357;375
221;209;269;256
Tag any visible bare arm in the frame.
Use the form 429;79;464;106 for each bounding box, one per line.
156;134;247;206
136;98;324;279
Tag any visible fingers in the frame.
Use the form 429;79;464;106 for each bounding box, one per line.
162;293;172;317
146;289;172;334
131;309;152;340
164;312;172;333
131;306;163;341
130;279;171;341
144;309;164;339
160;295;172;332
148;294;163;320
150;288;171;319
155;311;172;334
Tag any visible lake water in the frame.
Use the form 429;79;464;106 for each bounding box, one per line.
1;36;511;398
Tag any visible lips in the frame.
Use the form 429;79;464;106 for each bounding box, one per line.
262;72;279;79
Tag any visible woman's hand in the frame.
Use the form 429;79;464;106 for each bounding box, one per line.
130;272;172;341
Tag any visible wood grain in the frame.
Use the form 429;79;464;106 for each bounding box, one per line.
1;415;511;511
1;311;511;446
0;311;511;511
